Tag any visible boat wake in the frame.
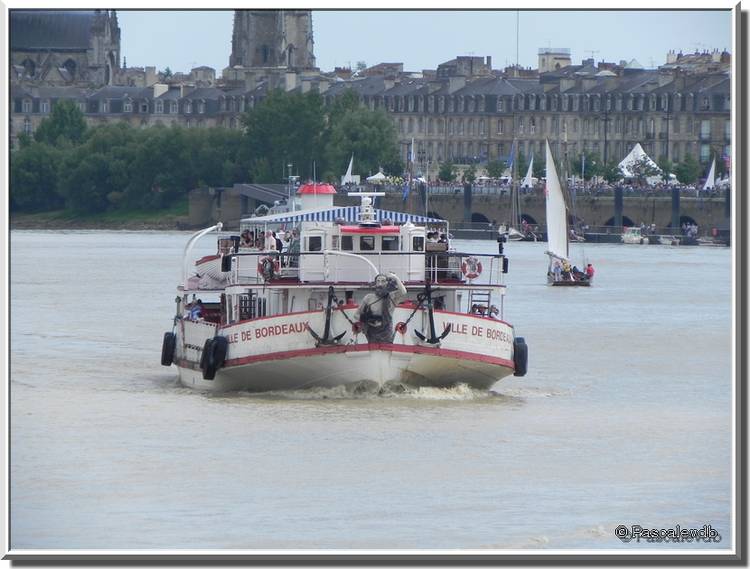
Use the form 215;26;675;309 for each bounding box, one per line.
217;382;500;401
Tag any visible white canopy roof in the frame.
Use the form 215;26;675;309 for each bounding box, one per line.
618;143;661;177
241;206;443;226
366;171;386;182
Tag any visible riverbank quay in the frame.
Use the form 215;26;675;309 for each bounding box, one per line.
9;204;190;231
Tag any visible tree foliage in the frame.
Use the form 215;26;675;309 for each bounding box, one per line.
485;160;506;179
34;99;87;145
674;155;702;184
438;161;456;182
10;142;65;211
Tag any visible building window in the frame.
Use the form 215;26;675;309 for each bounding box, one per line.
140;102;148;113
22;99;32;113
496;99;504;112
185;101;192;114
458;119;464;135
468;119;475;135
700;120;710;140
170;101;177;114
99;100;108;113
198;101;205;114
40;100;50;113
124;100;132;112
700;144;710;162
155;100;164;113
529;118;536;135
497;119;504;134
78;101;86;113
479;119;485;135
23;117;32;135
701;97;710;111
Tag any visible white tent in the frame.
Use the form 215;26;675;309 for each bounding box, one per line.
366;171;386;183
618;143;661;178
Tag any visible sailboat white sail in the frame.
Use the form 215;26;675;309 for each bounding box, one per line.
341;154;355;185
521;155;534;188
544;141;568;262
703;157;715;191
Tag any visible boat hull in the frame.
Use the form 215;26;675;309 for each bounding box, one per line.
173;308;517;392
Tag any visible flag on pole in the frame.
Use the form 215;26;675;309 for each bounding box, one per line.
507;140;516;169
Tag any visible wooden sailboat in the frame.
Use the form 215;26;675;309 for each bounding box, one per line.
544;140;591;287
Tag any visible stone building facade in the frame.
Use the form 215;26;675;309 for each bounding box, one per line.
229;10;315;70
10;10;120;87
8;9;731;174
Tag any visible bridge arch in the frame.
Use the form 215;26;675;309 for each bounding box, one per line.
604;215;635;227
668;214;699;229
471;212;490;224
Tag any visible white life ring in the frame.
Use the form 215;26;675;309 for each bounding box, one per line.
461;257;483;279
258;256;280;280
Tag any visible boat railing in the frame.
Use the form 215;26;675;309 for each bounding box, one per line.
225;250;507;286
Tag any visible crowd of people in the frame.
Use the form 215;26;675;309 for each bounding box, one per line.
239;228;301;268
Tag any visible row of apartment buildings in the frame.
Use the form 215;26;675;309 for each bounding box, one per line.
10;53;731;177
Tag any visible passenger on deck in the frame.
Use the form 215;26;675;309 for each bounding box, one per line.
552;259;562;282
586;263;595;280
240;230;254;248
288;229;300;268
264;230;277;251
188;299;203;320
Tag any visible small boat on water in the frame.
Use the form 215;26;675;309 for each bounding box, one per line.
622;227;650;245
544;140;592;287
161;185;528;392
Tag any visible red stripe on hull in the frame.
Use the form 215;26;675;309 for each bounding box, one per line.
219;343;514;370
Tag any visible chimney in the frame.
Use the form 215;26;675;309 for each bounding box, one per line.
152;83;168;98
486;55;492;69
666;49;677;64
145;66;157;86
711;48;721;63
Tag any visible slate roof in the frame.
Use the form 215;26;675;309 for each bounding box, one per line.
11;10;95;50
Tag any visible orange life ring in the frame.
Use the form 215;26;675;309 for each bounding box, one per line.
461;256;483;279
258;256;280;279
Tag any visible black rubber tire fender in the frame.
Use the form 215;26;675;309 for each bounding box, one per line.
161;332;176;366
513;337;528;377
199;338;213;370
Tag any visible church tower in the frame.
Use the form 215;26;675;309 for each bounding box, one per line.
229;10;316;70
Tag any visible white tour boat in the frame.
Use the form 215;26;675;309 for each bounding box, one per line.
161;183;528;392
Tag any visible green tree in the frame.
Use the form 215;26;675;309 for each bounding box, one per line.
674;155;702;184
33;99;87;145
438;161;456;182
628;155;660;186
58;151;115;213
485;160;506;178
242;90;326;182
601;160;623;183
658;158;674;183
570;151;601;181
324;107;402;179
10;142;64;211
463;164;477;183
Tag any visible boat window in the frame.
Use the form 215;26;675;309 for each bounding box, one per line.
308;236;322;252
360;236;375;251
413;236;425;252
382;236;399;251
341;235;354;251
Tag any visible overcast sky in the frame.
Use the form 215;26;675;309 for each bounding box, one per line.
116;9;732;74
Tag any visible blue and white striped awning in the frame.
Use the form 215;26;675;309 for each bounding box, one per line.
241;206;443;226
